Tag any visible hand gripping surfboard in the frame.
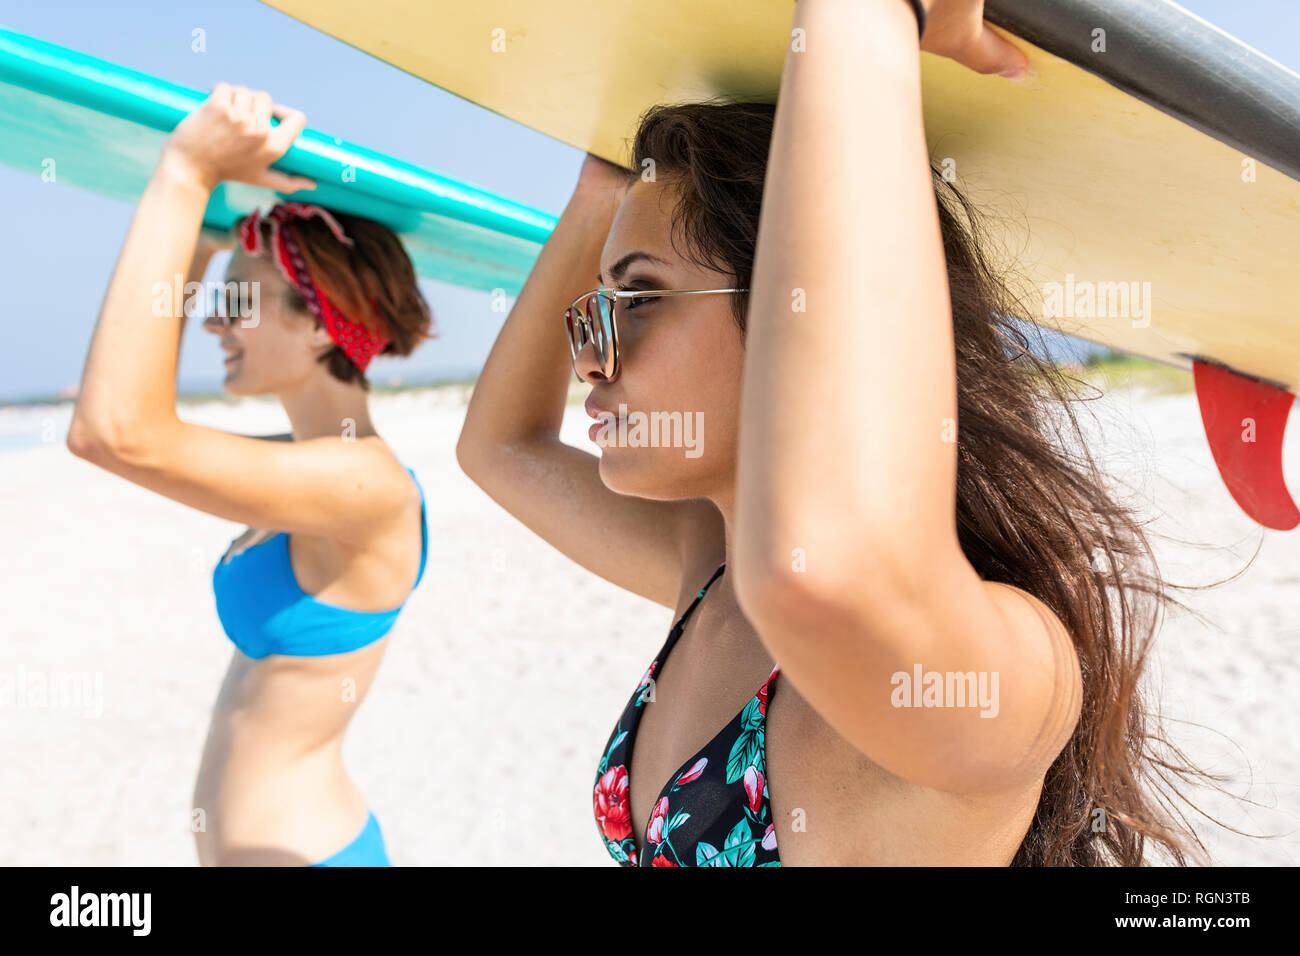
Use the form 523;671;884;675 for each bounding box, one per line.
0;26;555;296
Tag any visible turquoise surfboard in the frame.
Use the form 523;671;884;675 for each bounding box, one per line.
0;26;555;295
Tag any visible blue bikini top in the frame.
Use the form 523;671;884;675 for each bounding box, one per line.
212;465;428;660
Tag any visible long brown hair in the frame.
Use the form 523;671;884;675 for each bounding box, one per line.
237;208;435;388
627;98;1257;866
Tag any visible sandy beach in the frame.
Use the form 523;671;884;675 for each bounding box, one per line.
1;379;1296;865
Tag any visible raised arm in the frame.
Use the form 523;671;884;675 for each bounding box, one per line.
67;84;416;548
456;158;721;609
732;0;1080;795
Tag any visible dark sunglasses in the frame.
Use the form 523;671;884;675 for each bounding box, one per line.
564;286;745;382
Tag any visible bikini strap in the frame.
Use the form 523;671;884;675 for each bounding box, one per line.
668;562;726;635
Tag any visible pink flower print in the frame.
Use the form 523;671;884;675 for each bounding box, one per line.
646;796;671;846
743;765;765;814
676;757;708;785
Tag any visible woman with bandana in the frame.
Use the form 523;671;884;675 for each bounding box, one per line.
68;84;434;866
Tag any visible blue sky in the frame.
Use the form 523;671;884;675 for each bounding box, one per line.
1;0;1296;403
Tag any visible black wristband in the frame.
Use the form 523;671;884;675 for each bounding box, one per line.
906;0;926;40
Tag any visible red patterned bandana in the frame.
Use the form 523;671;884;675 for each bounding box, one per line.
237;203;389;371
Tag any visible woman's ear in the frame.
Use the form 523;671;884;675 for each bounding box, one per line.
308;318;336;350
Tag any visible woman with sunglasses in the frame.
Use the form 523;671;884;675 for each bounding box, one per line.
68;84;433;866
459;0;1219;867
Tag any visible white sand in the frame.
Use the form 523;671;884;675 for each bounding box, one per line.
0;382;1296;865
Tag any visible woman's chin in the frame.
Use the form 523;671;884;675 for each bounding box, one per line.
596;448;694;501
221;357;269;395
220;371;254;397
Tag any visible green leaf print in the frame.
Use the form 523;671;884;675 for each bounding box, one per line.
723;697;768;783
703;842;757;867
696;842;720;865
598;729;628;774
606;838;630;863
668;809;692;834
726;727;763;784
724;818;752;850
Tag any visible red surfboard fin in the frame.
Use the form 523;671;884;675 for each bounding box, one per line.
1191;358;1298;531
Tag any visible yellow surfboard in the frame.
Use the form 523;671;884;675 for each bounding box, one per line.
259;0;1300;528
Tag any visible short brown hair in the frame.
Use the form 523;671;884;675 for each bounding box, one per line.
237;208;436;388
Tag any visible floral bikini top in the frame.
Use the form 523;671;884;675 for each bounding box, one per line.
593;564;782;867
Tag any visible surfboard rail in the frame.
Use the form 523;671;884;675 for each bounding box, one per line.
0;25;556;294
